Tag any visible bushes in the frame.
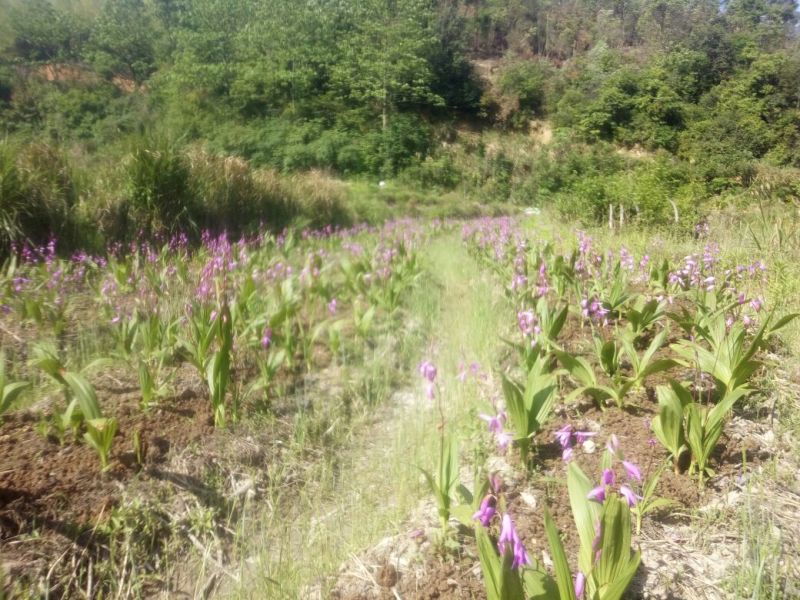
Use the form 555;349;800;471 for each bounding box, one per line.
497;60;552;128
0;137;353;254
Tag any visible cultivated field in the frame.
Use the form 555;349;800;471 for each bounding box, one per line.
1;210;799;600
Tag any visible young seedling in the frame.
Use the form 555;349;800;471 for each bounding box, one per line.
500;357;558;465
651;381;691;473
84;417;118;471
0;353;29;418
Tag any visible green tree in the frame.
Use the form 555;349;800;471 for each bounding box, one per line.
8;0;88;62
88;0;158;87
331;0;443;132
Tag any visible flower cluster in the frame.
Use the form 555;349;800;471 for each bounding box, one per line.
517;309;541;339
418;360;437;400
555;423;597;462
472;498;531;571
479;410;512;451
587;435;642;507
580;297;609;324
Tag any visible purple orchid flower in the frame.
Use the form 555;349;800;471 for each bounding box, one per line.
418;361;437;383
587;486;606;503
574;572;586;598
619;485;640;507
622;460;642;482
472;495;497;527
555;424;573;449
575;430;597;444
497;514;531;570
602;468;616;486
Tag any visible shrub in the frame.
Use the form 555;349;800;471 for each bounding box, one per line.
498;60;551;127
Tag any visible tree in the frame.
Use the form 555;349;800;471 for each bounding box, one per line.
8;0;88;63
331;0;444;132
89;0;158;87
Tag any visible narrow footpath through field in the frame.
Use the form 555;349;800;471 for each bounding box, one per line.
228;231;507;598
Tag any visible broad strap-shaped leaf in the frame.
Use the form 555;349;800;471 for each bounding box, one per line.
475;526;503;600
652;383;688;461
547;303;569;341
543;507;577;600
525;364;558;434
501;374;528;441
685;402;705;468
63;372;102;420
555;351;598;387
1;381;29;414
770;312;799;335
595;495;639;596
522;566;559;600
639;358;679;380
599;549;641;600
567;462;602;575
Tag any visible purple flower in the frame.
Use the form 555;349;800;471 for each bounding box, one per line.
574;572;586;598
602;468;616;486
327;298;337;315
418;361;437;383
562;447;574;463
606;434;620;456
555;424;573;449
472;495;497;527
479;412;506;434
575;430;596;444
496;431;513;452
497;514;531;569
261;327;272;349
622;460;642;482
587;486;606;503
517;310;537;336
619;485;640;507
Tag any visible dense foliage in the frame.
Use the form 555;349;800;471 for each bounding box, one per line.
1;0;800;248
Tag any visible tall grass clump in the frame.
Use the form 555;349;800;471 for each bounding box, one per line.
0;141;25;248
0;140;85;250
284;169;351;228
124;136;194;237
185;147;292;234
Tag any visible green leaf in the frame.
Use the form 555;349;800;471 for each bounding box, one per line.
770;312;799;334
567;462;601;575
63;372;102;420
543;507;577;600
1;381;29;414
476;527;502;600
652;383;687;462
